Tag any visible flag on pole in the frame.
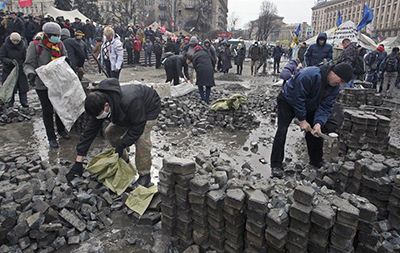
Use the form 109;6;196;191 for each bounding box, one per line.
190;27;195;32
171;21;175;28
357;4;374;31
335;10;342;31
18;0;32;7
0;0;9;10
295;23;301;37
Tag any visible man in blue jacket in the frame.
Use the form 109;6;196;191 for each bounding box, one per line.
304;33;333;67
270;63;353;178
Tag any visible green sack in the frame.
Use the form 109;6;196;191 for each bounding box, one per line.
86;148;137;196
0;65;19;104
125;185;158;216
210;94;248;111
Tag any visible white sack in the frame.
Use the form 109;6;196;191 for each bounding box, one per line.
170;82;196;97
36;57;86;131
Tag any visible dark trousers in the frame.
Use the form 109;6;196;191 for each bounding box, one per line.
165;65;180;85
36;89;65;141
270;93;323;168
104;60;121;80
145;53;152;66
274;58;281;73
127;48;133;64
134;50;140;64
198;86;211;103
237;64;243;75
217;56;222;71
155;53;162;68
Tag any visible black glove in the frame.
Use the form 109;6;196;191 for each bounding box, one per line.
28;73;37;86
115;145;124;158
66;162;83;182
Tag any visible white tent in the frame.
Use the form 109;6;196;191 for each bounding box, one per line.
380;36;400;50
45;6;89;22
304;21;377;50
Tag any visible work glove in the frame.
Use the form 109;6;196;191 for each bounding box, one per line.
66;162;83;182
28;73;37;87
11;59;18;66
115;145;124;158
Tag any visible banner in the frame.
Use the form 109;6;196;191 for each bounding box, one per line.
18;0;32;7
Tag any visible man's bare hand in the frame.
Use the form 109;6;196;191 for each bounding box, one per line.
311;123;322;137
299;120;311;132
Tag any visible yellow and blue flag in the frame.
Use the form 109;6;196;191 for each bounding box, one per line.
357;4;374;31
335;10;342;31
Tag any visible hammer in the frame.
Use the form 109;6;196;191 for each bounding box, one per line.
293;119;338;150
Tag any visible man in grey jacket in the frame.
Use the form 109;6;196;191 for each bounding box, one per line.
23;22;69;148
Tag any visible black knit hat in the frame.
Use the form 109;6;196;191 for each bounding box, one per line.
332;63;353;83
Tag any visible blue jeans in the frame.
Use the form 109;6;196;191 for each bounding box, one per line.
85;38;93;53
104;60;121;80
198;86;211;103
145;53;152;66
366;70;378;88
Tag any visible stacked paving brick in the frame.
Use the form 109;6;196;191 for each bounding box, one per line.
338;88;379;107
159;157;196;250
207;189;225;251
287;186;315;253
388;175;400;232
224;188;246;252
189;176;210;250
245;189;268;252
339;109;391;155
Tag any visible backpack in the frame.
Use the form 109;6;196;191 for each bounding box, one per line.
353;54;366;75
384;55;398;72
365;51;378;69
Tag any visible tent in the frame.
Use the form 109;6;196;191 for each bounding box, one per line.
380;36;400;50
45;6;89;22
303;21;377;50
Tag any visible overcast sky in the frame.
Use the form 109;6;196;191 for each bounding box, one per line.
228;0;315;29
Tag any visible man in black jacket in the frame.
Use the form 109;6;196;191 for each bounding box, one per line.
153;37;163;69
24;16;37;43
83;19;95;53
7;13;25;37
164;54;191;85
61;28;86;73
67;78;161;187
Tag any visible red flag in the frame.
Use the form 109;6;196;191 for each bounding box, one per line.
160;25;166;33
171;21;175;28
18;0;32;7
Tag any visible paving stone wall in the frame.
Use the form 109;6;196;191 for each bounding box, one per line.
159;155;400;253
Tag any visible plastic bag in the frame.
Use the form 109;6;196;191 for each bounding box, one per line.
0;64;18;104
170;81;196;97
86;148;137;196
35;57;86;131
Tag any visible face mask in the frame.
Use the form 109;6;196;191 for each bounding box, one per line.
49;36;60;44
96;107;110;119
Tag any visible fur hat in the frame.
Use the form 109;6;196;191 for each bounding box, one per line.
43;22;61;35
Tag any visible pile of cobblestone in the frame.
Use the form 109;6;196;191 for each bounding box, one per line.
0;103;35;126
159;153;400;252
338;87;383;108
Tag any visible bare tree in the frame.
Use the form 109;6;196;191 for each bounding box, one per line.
103;0;140;26
229;12;240;31
165;0;180;31
193;0;213;36
256;0;280;41
245;21;255;39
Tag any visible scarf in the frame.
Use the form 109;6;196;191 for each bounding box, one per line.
43;37;62;61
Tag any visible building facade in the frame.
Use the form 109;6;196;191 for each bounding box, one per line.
4;0;53;15
277;22;312;42
97;0;228;32
312;0;400;38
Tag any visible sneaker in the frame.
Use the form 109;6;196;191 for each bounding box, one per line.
49;139;59;148
59;130;71;140
270;167;284;179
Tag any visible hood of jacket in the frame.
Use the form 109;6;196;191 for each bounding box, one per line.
94;78;126;123
5;36;24;50
316;33;328;46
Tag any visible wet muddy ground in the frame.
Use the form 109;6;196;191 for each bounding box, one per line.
0;60;322;252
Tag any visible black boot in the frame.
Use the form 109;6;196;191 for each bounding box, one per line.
49;139;59;148
59;130;71;140
133;174;151;188
270;167;284;179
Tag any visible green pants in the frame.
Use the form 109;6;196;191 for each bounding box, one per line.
105;120;156;176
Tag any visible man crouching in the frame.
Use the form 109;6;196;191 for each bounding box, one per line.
67;78;161;187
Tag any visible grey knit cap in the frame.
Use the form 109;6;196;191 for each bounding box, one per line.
43;22;62;35
189;36;199;45
61;28;70;37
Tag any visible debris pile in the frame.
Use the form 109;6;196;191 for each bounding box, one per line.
0;153;153;252
338;109;391;155
157;91;259;133
159;153;400;252
0;104;35;125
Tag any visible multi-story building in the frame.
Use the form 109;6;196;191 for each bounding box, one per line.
312;0;400;38
278;22;312;42
4;0;53;15
97;0;228;32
